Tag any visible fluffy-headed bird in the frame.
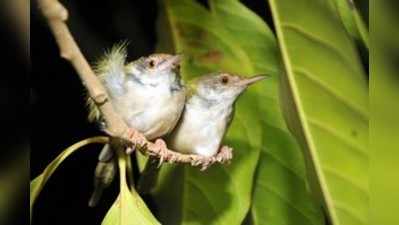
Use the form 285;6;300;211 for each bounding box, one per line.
87;44;185;206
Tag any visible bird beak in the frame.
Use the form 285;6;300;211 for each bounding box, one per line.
236;74;269;86
159;54;182;71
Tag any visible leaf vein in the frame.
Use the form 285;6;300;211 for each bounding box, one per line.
260;150;304;182
293;68;368;121
308;118;368;157
256;181;317;225
334;202;368;224
186;177;219;219
323;167;369;197
282;23;360;77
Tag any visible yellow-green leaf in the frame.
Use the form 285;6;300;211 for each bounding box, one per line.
101;152;160;225
268;0;369;224
332;0;369;48
371;2;399;225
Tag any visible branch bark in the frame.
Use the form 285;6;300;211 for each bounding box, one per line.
37;0;231;169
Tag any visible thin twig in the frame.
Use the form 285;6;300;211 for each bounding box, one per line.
37;0;230;169
37;0;127;137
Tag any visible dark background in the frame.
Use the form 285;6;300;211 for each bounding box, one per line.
0;1;28;225
30;1;271;225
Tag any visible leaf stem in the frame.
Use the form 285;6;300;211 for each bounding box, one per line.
116;147;128;189
126;155;135;190
116;147;129;223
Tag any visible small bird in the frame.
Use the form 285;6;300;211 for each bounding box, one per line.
87;44;185;206
137;72;267;193
167;72;267;166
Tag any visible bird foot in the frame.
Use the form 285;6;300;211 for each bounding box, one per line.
151;139;172;166
126;128;147;154
191;145;233;171
191;155;215;171
215;145;233;163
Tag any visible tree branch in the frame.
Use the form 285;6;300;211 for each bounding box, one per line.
37;0;231;169
38;0;127;137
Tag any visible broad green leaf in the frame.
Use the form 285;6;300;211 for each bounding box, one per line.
268;0;369;225
30;136;108;221
102;152;160;225
371;43;399;225
371;2;399;225
250;126;325;225
331;0;369;48
152;0;324;224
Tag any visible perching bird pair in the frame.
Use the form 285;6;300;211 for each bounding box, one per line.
86;44;267;206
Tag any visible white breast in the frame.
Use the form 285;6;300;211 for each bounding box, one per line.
112;81;185;140
168;97;231;157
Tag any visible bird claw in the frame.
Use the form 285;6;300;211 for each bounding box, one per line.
126;128;147;151
189;155;213;171
191;156;202;166
188;146;233;170
215;145;233;163
200;157;214;171
152;139;169;167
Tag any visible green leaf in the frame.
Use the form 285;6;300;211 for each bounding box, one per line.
352;7;369;49
250;126;325;225
371;2;399;225
102;151;160;225
371;45;399;225
331;0;369;48
268;0;369;225
135;151;148;173
30;136;108;221
152;0;324;224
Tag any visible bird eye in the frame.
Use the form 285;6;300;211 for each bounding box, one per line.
221;76;229;84
148;60;155;68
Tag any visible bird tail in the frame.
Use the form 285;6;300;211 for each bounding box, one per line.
137;159;162;195
88;185;105;207
88;144;116;207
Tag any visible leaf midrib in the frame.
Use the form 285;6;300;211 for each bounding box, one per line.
268;0;341;224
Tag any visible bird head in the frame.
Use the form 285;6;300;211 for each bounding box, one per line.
125;53;182;88
192;73;267;105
